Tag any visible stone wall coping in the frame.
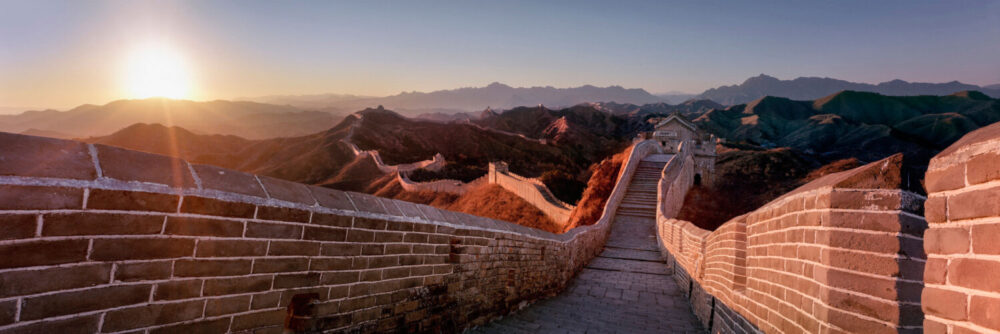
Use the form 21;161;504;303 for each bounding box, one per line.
0;131;578;243
932;120;1000;170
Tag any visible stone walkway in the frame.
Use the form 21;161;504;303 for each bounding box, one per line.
469;156;704;334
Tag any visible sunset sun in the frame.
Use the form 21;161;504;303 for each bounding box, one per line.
124;43;192;99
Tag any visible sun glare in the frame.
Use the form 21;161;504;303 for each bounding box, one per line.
124;43;192;99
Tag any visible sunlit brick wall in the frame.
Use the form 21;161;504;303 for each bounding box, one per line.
658;154;927;333
923;123;1000;333
0;132;639;333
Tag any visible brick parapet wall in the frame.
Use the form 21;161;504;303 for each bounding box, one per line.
922;122;1000;333
657;153;928;333
487;163;576;224
395;173;485;195
0;133;658;333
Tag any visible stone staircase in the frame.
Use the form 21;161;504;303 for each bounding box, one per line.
615;155;670;219
469;152;704;333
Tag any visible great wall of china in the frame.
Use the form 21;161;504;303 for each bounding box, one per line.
2;120;1000;333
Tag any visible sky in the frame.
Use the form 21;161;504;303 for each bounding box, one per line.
1;0;999;110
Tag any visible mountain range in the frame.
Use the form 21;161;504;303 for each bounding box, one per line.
249;82;665;116
698;74;1000;105
0;98;341;139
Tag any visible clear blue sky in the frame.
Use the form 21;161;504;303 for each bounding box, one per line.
1;0;999;109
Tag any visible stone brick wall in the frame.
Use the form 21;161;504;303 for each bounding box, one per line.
657;154;927;333
923;123;1000;333
0;132;658;333
487;162;575;224
395;173;485;195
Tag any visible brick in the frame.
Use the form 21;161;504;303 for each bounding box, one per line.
174;259;252;277
310;186;355;211
346;192;388;214
967;152;1000;185
251;291;282;309
321;243;362;256
970;295;1000;331
253;257;309;273
191;163;267;197
354;217;387;230
309;258;352;271
923;318;948;334
378;198;405;217
102;299;205;332
924;227;970;255
949;186;1000;221
924;196;946;223
258;176;315;204
925;163;966;192
274;273;321;288
91;238;194;261
375;231;404;243
0;239;88;269
268;240;321;256
115;261;172;282
257;205;310;222
0;264;111;298
96;144;196;187
154;279;203;300
321;271;359;285
972;223;1000;254
312;213;352;227
346;229;375;242
0;299;14;326
924;258;947;284
0;314;99;334
203;276;273;296
246;222;302;239
0;185;82;210
949;258;1000;291
304;226;347;241
86;189;179;212
0;214;37;240
205;295;251;316
150;317;232;334
0;133;96;179
180;195;255;218
922;287;967;320
164;216;243;237
42;212;163;236
196;239;268;257
231;309;285;331
20;284;151;320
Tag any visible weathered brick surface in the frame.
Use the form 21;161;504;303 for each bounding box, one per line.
164;216;243;237
192;163;267;197
0;132;96;179
102;300;205;332
86;188;179;212
180;195;255;218
43;212;164;236
90;238;195;261
0;239;89;269
0;264;111;298
0;185;82;210
19;284;151;320
96;144;196;187
0;214;37;240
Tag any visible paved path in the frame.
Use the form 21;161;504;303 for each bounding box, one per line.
469;156;704;334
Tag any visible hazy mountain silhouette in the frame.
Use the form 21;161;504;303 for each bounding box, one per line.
248;82;664;116
695;90;1000;166
0;98;341;139
698;74;1000;105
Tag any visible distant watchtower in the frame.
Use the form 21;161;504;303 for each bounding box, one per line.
641;113;717;186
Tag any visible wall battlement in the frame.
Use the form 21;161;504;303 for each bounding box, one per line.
654;144;929;333
0;132;664;333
